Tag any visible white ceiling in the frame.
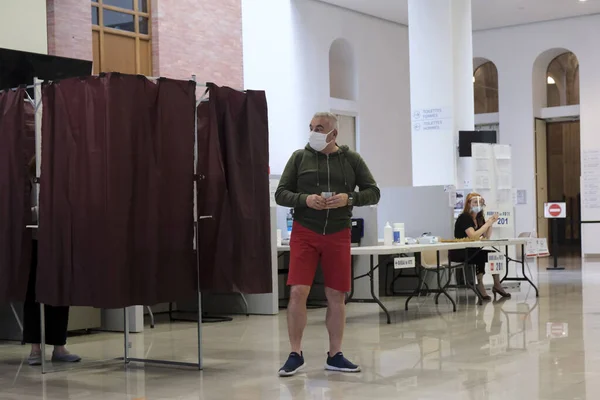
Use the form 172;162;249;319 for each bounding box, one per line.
318;0;600;31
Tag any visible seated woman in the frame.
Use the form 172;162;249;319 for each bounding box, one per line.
450;192;511;300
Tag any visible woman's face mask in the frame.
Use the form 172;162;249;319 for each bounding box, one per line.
309;129;333;152
470;196;485;214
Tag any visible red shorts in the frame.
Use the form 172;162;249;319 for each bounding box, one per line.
288;222;351;293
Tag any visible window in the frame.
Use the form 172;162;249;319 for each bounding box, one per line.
473;61;499;114
91;0;152;75
546;52;579;107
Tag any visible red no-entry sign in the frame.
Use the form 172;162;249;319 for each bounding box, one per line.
544;202;566;219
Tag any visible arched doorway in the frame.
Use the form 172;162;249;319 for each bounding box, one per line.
533;50;581;254
473;59;500;137
474;60;499;114
329;38;357;150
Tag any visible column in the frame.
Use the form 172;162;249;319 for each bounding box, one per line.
408;0;474;187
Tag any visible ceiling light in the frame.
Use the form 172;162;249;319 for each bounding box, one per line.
579;0;587;2
547;76;556;84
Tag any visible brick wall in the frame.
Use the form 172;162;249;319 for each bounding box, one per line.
47;0;93;61
152;0;243;88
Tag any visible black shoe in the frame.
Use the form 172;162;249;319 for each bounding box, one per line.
324;352;361;373
278;352;305;377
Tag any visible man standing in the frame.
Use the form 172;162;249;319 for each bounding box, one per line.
275;112;380;376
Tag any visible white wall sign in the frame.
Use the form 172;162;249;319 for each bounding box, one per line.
411;107;453;132
544;202;566;219
485;209;512;227
394;256;415;270
486;252;505;275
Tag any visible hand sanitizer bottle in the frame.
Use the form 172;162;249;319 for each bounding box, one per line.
384;222;393;246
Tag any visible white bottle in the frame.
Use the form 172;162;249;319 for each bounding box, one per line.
384;222;393;246
393;223;405;245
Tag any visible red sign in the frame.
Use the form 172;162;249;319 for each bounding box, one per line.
548;203;562;217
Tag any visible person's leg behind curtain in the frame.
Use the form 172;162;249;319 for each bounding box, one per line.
22;240;80;365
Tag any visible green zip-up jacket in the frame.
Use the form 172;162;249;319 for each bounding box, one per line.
275;144;380;235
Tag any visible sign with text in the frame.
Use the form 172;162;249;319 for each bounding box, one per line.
537;238;550;257
411;107;453;132
485;209;512;227
394;257;415;270
525;239;538;257
486;252;505;275
544;202;566;218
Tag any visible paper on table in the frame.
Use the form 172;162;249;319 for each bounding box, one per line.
472;143;492;159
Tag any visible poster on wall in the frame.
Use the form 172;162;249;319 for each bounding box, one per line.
582;150;600;211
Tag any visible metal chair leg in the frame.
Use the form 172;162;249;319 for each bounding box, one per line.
10;302;23;333
147;306;155;329
239;293;249;316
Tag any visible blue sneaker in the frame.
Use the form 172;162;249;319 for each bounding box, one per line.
325;352;361;373
278;352;305;377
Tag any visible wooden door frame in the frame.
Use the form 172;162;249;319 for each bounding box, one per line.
534;117;549;239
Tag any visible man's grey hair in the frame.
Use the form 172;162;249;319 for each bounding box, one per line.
313;112;338;131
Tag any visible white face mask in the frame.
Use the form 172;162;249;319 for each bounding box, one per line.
471;206;482;214
309;130;333;152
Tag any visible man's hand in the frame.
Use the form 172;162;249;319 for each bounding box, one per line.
306;194;326;210
326;193;349;209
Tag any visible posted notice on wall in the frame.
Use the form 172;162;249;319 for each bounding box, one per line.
582;150;600;209
411;107;453;132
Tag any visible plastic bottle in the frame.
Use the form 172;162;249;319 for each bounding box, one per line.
384;222;393;246
393;223;405;245
286;209;294;238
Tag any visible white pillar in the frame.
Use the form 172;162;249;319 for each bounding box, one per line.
408;0;474;187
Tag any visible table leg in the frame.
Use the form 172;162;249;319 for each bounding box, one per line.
369;254;391;324
465;248;484;306
501;245;510;283
405;253;424;311
435;251;456;312
520;244;539;297
346;256;355;304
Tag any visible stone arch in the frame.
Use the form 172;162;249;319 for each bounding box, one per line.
329;38;357;101
532;48;579;109
473;57;499;114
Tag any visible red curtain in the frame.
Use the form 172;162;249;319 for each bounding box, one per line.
196;84;272;294
0;88;32;302
37;74;197;308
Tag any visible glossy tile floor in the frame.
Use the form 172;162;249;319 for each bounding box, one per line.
0;257;597;399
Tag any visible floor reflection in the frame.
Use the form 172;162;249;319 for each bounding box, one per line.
0;256;598;399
